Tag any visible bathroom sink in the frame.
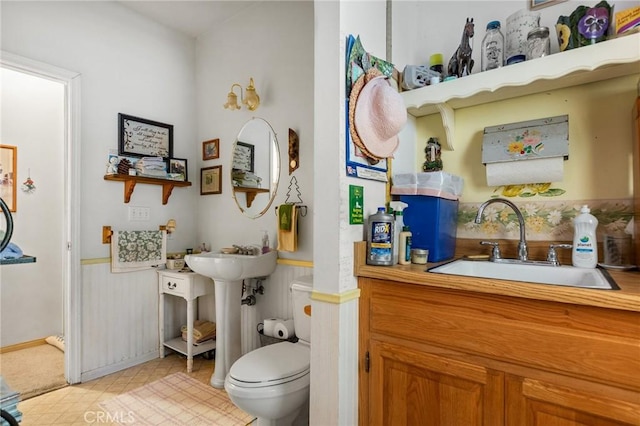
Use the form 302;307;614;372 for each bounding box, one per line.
428;259;619;290
184;250;277;281
183;249;278;389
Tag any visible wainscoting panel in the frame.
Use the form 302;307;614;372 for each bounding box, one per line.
80;263;160;381
80;262;311;381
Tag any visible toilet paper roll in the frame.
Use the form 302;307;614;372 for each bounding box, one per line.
486;157;564;187
274;319;295;339
263;318;279;337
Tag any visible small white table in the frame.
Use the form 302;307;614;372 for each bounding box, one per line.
157;270;215;372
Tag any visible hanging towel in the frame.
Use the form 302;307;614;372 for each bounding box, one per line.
279;204;294;231
277;205;298;252
111;230;166;273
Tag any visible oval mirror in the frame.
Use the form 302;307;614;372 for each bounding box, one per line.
231;118;280;218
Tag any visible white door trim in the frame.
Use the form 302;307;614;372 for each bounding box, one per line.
1;51;82;384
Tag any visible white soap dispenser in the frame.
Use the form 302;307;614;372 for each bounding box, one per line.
572;205;598;268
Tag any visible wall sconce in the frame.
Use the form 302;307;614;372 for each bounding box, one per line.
165;219;176;234
223;78;260;111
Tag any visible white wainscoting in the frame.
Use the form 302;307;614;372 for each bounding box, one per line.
80;262;312;382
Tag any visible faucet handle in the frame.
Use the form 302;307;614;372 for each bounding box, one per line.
547;244;572;266
480;241;502;261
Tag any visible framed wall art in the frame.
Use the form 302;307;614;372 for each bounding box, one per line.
169;158;188;182
202;138;220;160
0;144;17;212
118;113;173;159
201;165;222;195
530;0;567;10
232;141;254;172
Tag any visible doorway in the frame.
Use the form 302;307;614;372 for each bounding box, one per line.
0;52;81;384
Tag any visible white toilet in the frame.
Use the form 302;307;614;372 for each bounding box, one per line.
225;275;313;426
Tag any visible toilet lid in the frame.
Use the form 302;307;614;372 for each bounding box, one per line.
229;342;309;385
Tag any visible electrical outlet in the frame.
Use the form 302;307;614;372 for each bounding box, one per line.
128;206;150;221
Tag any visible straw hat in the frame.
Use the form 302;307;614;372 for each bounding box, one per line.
349;68;384;162
353;75;407;159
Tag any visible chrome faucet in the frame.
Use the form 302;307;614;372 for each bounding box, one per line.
475;198;528;261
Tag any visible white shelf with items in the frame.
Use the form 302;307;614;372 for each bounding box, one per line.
400;33;640;150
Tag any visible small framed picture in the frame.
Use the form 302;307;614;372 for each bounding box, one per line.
0;144;17;212
203;138;220;160
201;165;222;195
232;141;255;172
530;0;567;10
169;158;188;181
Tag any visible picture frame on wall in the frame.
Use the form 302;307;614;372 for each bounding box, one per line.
201;165;222;195
202;138;220;160
530;0;567;10
118;113;174;159
168;158;188;182
232;141;255;172
0;144;17;212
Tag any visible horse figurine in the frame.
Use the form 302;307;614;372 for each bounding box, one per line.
448;18;475;78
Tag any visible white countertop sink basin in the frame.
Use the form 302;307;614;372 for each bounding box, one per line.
185;250;277;281
428;259;618;290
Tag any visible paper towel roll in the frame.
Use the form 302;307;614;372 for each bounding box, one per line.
486;157;564;187
274;319;295;339
263;318;279;337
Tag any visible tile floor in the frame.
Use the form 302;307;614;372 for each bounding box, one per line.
14;353;221;425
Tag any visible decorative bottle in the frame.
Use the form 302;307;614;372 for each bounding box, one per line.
481;21;504;71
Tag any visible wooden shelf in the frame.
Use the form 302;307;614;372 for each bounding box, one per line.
104;174;191;205
233;186;269;208
400;33;640;150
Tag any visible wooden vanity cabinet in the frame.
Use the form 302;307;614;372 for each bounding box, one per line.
358;278;640;426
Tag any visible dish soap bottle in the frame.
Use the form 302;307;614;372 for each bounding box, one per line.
572;205;598;268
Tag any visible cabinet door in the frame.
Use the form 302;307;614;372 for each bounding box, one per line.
368;339;503;426
506;374;640;426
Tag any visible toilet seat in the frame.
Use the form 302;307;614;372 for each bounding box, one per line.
228;342;309;388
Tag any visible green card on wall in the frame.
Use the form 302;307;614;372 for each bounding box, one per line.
349;185;364;224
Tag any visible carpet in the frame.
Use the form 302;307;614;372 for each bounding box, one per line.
0;344;67;400
99;372;255;425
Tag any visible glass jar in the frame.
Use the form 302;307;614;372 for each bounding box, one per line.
526;27;550;60
481;21;504;71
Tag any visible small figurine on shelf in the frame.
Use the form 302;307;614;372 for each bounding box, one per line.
423;137;443;172
447;18;475;78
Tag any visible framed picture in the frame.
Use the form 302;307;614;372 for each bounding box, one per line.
202;138;220;160
530;0;567;10
232;141;254;172
118;113;173;159
201;165;222;195
169;158;188;181
0;145;17;212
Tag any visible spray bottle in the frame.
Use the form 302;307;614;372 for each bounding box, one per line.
390;201;408;264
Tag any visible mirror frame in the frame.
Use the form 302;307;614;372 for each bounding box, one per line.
231;118;280;219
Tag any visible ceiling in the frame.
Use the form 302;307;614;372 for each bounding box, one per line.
118;1;263;38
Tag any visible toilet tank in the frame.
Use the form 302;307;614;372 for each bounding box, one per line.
290;275;313;343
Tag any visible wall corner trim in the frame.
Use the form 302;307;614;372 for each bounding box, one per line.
310;288;361;304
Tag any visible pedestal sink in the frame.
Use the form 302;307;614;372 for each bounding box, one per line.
184;250;277;388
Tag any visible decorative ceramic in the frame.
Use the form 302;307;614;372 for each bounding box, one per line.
447;18;475;78
505;9;540;61
556;1;612;52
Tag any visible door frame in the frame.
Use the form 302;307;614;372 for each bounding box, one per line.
1;51;82;384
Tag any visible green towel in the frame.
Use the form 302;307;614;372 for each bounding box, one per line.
279;204;293;231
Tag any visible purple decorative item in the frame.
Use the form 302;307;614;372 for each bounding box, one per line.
447;18;475;78
578;6;609;41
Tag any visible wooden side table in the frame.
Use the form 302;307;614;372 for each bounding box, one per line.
157;270;215;372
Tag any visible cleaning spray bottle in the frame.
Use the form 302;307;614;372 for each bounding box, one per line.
390;201;408;264
572;205;598;268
